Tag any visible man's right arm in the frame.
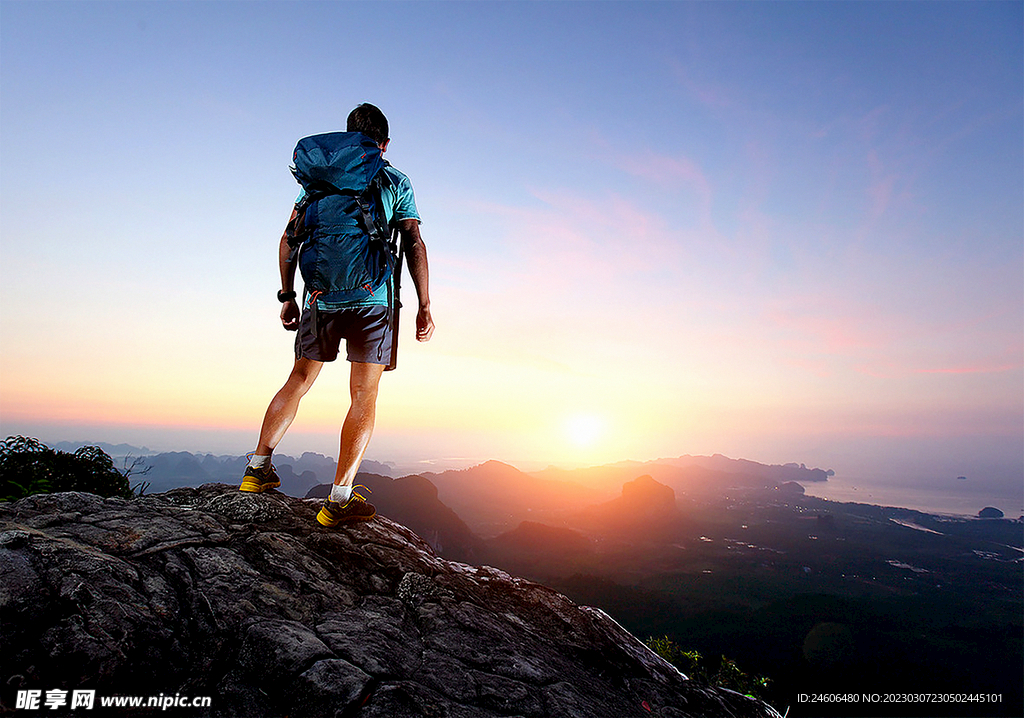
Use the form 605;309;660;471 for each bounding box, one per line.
279;208;300;331
397;218;434;342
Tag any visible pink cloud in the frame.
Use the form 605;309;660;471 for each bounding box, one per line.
464;189;687;301
520;188;681;275
858;105;890;143
914;362;1020;376
631;152;711;201
669;59;735;109
865;149;901;219
766;301;895;355
848;345;1021;380
610;149;716;234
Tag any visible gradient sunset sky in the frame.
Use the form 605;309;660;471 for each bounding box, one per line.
1;2;1021;505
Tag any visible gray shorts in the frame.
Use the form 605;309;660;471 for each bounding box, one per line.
295;304;392;364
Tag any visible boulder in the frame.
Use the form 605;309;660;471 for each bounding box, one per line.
978;506;1004;519
0;484;779;717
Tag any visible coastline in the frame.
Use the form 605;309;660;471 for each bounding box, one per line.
802;475;1024;519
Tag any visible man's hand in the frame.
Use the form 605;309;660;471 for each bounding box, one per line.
416;305;434;342
281;299;300;331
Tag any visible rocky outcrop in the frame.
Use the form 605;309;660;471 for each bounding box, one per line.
620;475;678;511
0;485;780;717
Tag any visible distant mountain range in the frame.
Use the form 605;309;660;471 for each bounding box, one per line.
422;456;834;535
54;440;157;457
60;445;395;497
534;454;833;493
49;442;835;536
419;460;602;535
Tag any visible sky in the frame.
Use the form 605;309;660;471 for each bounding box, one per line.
1;1;1021;510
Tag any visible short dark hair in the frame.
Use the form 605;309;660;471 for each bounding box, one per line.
347;103;389;145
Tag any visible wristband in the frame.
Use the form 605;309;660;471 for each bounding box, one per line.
277;290;297;303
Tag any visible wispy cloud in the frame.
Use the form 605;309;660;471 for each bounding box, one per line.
615;150;715;228
914;363;1020;375
866;149;899;219
483;187;683;285
765;297;897;355
668;58;736;110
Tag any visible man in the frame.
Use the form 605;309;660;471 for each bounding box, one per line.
240;103;434;527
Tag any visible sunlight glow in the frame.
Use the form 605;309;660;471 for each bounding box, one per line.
564;413;606;449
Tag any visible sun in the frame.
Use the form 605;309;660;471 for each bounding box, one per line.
563;413;606;448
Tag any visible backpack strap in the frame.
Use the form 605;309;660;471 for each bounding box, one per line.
353;171;398;292
285;180;339;249
385;226;404;371
356;172;392;248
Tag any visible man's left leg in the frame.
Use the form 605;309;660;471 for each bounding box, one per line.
317;361;385;526
241;357;324;493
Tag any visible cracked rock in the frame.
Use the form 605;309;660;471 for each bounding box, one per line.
0;484;781;717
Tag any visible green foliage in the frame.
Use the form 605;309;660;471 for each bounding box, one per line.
645;635;703;676
645;635;771;701
0;436;135;501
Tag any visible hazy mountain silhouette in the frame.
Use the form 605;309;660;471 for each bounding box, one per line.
422;460;601;535
125;451;392;496
666;455;834;482
109;450;836;538
493;520;592;553
144;451;217;491
54;440;155;456
533;455;833;500
485;521;595;581
570;474;681;539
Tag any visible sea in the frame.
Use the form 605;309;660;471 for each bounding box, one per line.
802;476;1024;519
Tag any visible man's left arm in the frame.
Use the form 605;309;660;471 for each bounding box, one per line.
278;208;301;330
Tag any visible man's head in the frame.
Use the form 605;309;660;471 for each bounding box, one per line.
347;103;389;148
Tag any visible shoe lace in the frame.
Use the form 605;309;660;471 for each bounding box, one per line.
350;484;372;502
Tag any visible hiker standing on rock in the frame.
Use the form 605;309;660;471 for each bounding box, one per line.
240;103;434;526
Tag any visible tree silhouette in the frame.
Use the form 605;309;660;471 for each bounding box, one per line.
0;436;135;501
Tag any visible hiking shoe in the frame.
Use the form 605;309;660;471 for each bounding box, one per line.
317;486;376;526
239;462;281;493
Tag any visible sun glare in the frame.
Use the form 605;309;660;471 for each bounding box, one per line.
564;413;606;448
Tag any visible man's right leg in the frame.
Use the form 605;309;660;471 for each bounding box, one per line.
240;357;322;492
316;361;384;525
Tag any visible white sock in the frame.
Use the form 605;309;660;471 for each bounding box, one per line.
330;484;353;503
248;454;270;469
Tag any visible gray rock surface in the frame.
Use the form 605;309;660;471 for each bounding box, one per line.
1;484;781;717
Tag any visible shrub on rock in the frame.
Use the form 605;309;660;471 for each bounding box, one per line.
0;436;133;501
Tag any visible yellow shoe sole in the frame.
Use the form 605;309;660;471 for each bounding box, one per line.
316;504;375;526
316;508;339;527
239;479;280;493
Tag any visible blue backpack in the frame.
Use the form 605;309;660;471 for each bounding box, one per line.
287;132;396;304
